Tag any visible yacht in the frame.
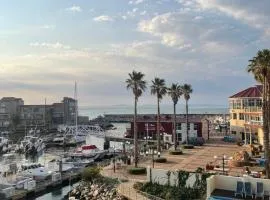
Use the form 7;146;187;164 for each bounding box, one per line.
61;157;94;169
19;163;53;181
17;136;45;154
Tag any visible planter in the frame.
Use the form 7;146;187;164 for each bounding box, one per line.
154;157;167;163
169;150;183;155
128;167;146;175
183;145;194;149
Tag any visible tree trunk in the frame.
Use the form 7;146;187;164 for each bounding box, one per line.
186;100;189;145
263;78;270;178
134;96;138;168
174;103;177;150
157;97;161;152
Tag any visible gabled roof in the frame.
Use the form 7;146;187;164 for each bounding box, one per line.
229;85;262;98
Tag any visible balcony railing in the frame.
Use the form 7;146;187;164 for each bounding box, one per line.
245;120;263;127
244;107;262;113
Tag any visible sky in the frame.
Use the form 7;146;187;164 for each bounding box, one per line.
0;0;269;107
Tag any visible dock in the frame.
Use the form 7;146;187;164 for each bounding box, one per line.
105;136;157;144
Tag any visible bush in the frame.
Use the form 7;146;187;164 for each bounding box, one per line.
169;150;183;155
82;167;101;182
154;157;167;163
128;167;146;175
188;137;205;146
183;144;194;149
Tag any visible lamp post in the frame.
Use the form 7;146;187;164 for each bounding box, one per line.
113;146;116;173
146;149;159;168
214;155;232;175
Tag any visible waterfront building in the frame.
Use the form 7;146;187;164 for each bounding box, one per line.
125;115;206;143
0;97;24;129
229;85;263;145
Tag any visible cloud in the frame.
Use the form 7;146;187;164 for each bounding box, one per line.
29;42;71;49
194;0;270;37
40;25;55;29
66;5;82;12
129;0;145;5
93;15;114;22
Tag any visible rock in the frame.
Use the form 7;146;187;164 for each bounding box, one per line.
93;189;99;197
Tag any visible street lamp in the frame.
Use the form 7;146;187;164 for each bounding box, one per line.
214;155;233;175
113;146;116;173
146;149;159;168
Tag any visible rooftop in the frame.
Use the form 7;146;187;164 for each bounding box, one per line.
229;85;262;98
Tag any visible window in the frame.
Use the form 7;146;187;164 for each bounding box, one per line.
176;123;182;130
239;113;244;120
194;124;198;130
256;99;262;107
177;133;182;142
248;99;255;107
231;131;236;135
233;113;237;119
187;123;190;130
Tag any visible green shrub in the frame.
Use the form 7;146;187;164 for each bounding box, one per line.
169;150;183;155
154;157;167;163
82;167;101;182
183;144;194;149
128;167;146;175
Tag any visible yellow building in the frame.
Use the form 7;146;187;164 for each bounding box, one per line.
229;85;263;145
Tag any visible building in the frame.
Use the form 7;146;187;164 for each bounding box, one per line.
20;105;50;127
62;97;76;125
229;85;263;145
125;114;205;143
0;97;24;129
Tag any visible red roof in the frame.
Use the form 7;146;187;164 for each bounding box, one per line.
230;85;262;98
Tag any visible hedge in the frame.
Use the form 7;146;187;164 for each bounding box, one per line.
128;167;147;175
154;157;167;163
169;150;183;155
183;144;194;149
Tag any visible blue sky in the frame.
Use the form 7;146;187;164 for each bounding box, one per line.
0;0;269;106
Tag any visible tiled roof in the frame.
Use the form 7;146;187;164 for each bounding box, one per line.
229;85;262;98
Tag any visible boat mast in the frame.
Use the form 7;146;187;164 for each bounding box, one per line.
74;82;78;133
44;98;46;132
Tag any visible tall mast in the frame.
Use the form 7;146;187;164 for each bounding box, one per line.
44;98;46;130
74;81;78;133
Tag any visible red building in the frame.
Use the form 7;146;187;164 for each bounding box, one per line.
125;115;203;143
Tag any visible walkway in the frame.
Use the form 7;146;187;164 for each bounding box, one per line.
101;166;149;200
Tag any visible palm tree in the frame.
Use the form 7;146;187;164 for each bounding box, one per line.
167;83;182;150
151;78;167;152
126;70;147;167
247;49;270;178
181;84;193;145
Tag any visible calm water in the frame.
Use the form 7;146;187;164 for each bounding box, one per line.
79;104;228;119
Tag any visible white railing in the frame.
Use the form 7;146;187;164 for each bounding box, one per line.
244;107;262;113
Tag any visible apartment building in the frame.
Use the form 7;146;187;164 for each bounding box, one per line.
0;97;24;129
229;85;263;145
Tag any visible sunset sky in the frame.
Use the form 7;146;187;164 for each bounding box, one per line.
0;0;269;106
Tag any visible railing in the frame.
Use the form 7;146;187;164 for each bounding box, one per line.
244;107;262;113
245;120;263;126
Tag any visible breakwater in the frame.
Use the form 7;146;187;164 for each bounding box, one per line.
91;113;229;123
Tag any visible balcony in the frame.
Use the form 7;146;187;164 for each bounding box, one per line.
244;120;263;127
244;107;262;113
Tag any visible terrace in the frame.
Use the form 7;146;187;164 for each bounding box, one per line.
207;175;270;200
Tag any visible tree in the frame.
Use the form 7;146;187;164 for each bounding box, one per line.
167;83;182;150
181;84;193;145
126;70;147;167
247;49;270;178
151;78;167;152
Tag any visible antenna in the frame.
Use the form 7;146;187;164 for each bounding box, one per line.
44;98;46;131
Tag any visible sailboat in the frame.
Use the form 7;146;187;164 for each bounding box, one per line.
65;82;88;144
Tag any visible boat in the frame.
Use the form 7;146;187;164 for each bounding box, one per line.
0;137;9;153
19;163;53;181
61;157;94;169
16;136;45;154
